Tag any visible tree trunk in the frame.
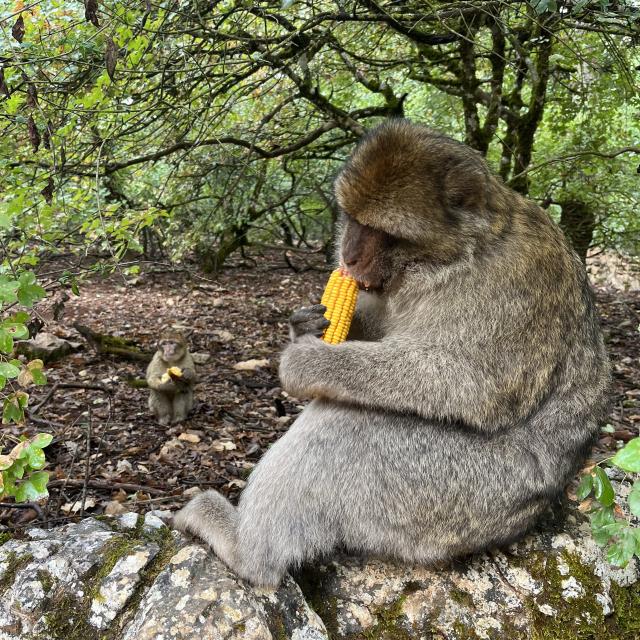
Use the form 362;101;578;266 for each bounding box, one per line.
559;199;596;262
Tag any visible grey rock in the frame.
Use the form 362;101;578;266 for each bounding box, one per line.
300;512;640;639
0;508;638;639
0;514;326;640
14;332;80;363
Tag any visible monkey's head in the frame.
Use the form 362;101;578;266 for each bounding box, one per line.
157;330;187;364
334;119;498;290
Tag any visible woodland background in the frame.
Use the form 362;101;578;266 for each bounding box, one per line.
0;0;639;563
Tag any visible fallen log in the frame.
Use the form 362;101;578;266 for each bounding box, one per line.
73;323;152;362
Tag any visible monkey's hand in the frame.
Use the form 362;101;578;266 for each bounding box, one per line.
279;334;331;398
288;305;330;342
180;367;195;382
148;375;177;392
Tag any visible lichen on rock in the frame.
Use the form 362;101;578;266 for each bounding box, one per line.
0;508;638;640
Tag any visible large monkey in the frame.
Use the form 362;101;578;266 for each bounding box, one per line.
175;120;610;587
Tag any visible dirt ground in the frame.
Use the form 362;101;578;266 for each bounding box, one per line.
1;251;639;530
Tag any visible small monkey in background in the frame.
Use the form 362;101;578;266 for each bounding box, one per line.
146;329;196;425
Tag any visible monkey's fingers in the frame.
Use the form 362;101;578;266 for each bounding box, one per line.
289;305;330;338
293;318;330;337
289;305;327;325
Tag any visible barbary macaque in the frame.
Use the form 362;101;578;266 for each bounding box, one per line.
175;120;610;587
146;329;195;425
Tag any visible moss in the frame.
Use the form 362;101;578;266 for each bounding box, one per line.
295;566;341;638
89;536;139;602
607;580;640;639
524;551;603;640
268;612;287;640
450;586;475;609
452;620;482;640
516;549;640;640
93;515;121;531
107;524;177;632
357;584;432;640
42;593;99;640
37;569;54;594
359;591;414;640
0;551;33;594
0;517;181;640
0;532;12;546
311;593;339;639
38;534;139;640
132;512;146;538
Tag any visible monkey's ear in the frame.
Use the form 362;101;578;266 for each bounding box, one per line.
443;162;487;212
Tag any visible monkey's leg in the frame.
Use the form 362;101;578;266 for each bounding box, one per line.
148;390;172;426
227;404;349;586
175;403;342;587
172;389;193;423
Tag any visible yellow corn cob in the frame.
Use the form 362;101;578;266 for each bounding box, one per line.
320;268;358;344
161;366;183;383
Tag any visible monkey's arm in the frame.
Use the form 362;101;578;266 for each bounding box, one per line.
147;375;176;392
279;335;548;431
177;354;196;384
146;354;176;392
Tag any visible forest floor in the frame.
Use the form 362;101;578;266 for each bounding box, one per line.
1;251;639;530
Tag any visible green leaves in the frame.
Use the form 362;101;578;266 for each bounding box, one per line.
629;483;640;518
593;466;614;506
0;322;29;354
18;359;47;387
580;438;640;568
0;361;21;379
611;438;640;473
0;271;47;440
0;434;53;502
2;391;29;424
16;272;46;308
0;272;46;310
0;359;22;393
531;0;558;14
606;530;638;568
576;474;593;501
15;472;50;502
0;277;19;305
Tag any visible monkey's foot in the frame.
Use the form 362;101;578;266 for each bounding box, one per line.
174;491;238;569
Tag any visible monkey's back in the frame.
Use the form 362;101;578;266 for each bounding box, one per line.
236;203;611;563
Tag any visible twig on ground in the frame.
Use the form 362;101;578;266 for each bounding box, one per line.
80;408;93;517
48;478;167;496
31;382;60;414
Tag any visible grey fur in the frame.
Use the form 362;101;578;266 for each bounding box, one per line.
174;120;610;587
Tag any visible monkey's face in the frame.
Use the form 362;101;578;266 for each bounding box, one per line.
159;339;185;364
339;215;397;291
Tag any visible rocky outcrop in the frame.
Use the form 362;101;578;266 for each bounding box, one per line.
0;512;325;640
0;509;638;640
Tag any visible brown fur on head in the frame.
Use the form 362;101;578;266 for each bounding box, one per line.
334;119;495;247
157;329;187;364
